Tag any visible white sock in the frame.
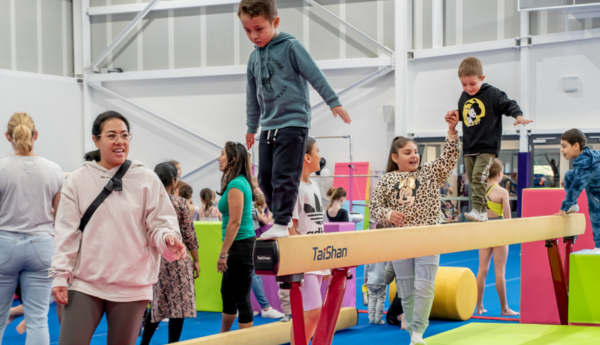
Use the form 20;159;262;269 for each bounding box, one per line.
411;332;426;345
259;224;289;239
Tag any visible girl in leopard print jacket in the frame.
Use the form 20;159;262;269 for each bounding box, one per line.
370;114;460;344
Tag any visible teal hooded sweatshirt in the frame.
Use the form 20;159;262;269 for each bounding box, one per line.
246;32;342;134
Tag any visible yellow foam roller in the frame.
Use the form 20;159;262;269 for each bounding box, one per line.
389;267;476;321
176;307;358;345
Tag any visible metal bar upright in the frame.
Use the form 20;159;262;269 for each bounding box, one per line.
312;268;350;345
89;0;161;71
545;239;569;325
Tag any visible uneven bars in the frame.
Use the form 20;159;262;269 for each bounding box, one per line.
313;136;355;211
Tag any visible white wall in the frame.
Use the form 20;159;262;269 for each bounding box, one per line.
91;66;395;204
0;73;83;172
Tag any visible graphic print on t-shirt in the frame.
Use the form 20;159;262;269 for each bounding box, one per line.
393;175;420;205
304;193;324;234
462;98;486;127
294;181;325;236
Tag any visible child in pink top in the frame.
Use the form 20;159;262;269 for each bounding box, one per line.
288;137;330;344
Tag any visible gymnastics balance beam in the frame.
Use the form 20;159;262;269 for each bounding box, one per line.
175;308;357;345
253;214;585;344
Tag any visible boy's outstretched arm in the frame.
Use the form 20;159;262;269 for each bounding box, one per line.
555;168;593;215
246;63;260;149
514;115;533;126
332;106;351;124
289;42;351;124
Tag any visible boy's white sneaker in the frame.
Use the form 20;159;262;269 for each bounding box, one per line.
410;332;427;345
465;209;488;222
566;204;579;214
588;247;600;254
280;314;292;322
261;307;284;319
259;224;289;239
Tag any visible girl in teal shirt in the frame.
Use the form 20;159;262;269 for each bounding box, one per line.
216;142;256;333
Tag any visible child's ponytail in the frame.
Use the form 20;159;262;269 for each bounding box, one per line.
327;187;347;209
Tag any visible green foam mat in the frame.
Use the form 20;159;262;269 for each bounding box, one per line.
426;323;600;345
194;221;223;312
569;251;600;324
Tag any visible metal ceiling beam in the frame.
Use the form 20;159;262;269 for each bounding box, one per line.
89;0;161;72
88;0;238;16
88;82;222;150
87;57;393;82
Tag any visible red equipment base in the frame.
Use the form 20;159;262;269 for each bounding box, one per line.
545;236;576;326
286;268;352;345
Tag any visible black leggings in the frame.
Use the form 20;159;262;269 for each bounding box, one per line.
220;237;255;324
140;309;184;345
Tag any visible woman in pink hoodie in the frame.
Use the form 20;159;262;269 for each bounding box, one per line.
50;111;187;345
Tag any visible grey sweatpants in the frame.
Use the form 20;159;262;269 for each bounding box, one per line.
58;290;148;345
278;288;291;315
392;255;440;335
367;285;387;322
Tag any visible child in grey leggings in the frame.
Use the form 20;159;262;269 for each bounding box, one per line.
370;118;461;344
364;261;388;324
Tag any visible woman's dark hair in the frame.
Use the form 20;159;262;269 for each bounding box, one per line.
386;136;416;173
561;128;586;151
154;162;178;188
218;142;254;196
327;187;347;209
200;188;213;209
179;184;193;199
84;111;131;162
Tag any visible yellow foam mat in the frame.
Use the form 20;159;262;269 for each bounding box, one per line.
426;323;600;345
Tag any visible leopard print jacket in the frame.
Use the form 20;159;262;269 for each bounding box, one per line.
371;137;461;228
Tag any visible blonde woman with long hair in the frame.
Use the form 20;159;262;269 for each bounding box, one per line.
0;113;64;345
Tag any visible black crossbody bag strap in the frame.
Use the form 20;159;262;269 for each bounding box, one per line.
78;160;132;232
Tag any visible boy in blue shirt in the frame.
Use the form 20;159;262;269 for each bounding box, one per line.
238;0;351;239
556;128;600;252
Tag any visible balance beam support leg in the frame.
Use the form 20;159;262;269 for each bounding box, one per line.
545;239;569;325
290;282;308;345
313;268;350;345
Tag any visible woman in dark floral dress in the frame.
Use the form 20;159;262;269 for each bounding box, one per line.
141;162;200;344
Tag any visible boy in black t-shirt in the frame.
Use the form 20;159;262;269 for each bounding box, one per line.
448;57;533;222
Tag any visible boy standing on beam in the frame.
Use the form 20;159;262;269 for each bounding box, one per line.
448;57;532;222
238;0;351;239
556;129;600;253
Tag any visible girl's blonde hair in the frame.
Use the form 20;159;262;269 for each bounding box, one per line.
255;194;266;209
489;158;504;178
7;112;36;154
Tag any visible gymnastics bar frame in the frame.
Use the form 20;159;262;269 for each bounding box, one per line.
254;214;585;344
312;136;355;211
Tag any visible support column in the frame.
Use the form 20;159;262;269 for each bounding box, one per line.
395;0;408;137
432;0;443;48
82;0;95;154
517;11;531;217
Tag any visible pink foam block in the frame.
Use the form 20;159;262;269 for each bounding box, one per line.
521;188;595;325
333;162;370;201
320;222;356;309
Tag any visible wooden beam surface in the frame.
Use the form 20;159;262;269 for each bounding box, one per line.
274;215;585;276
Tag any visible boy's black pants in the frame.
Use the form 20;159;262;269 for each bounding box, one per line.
258;127;308;226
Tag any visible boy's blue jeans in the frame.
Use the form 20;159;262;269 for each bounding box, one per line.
564;170;600;248
0;231;53;345
251;271;270;310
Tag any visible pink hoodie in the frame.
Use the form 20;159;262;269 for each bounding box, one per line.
50;160;182;302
